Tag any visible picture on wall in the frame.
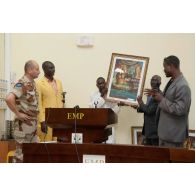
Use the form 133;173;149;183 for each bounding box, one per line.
187;130;195;149
106;53;149;105
131;126;143;145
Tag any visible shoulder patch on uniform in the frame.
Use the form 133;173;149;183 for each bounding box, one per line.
15;83;23;88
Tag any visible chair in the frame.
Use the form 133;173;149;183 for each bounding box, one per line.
6;150;15;163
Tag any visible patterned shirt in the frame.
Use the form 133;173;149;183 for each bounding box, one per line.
11;75;39;119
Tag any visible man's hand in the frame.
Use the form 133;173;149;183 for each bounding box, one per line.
137;96;143;105
100;87;108;97
131;104;138;109
144;88;155;96
41;121;48;133
144;89;163;102
118;101;125;106
153;92;163;102
16;112;32;122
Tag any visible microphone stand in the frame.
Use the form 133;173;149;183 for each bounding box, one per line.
62;92;67;108
74;105;80;162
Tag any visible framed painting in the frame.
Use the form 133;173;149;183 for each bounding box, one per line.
187;130;195;149
106;53;149;105
131;126;143;145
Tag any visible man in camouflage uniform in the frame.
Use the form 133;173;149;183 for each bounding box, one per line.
6;60;40;162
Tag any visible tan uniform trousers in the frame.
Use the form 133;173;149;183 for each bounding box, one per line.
13;119;39;162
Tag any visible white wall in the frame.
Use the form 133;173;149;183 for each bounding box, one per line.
9;33;195;144
0;34;5;133
0;34;4;78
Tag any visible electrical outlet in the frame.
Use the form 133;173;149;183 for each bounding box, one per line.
71;133;83;144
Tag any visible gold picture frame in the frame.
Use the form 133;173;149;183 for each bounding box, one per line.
106;53;149;105
187;130;195;149
131;126;143;145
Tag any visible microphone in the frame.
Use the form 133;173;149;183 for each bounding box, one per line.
94;101;98;108
62;92;66;103
74;105;80;109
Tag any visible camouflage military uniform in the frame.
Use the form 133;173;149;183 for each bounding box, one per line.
11;75;39;161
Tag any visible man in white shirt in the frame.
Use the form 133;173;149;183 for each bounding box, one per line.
89;77;120;143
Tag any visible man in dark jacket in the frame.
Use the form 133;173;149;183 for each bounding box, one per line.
145;56;191;148
132;75;161;146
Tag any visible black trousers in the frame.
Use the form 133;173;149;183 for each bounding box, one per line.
142;137;159;146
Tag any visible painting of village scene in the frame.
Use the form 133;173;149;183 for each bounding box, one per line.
106;53;149;105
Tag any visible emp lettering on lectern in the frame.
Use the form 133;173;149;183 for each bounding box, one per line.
67;113;85;120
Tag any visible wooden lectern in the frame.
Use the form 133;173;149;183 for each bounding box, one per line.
45;108;118;143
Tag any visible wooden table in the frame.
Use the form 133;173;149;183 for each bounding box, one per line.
22;143;195;163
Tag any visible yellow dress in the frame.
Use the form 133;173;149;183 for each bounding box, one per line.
36;77;63;141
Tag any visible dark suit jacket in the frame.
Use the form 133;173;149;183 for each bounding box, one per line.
138;96;159;139
158;74;191;143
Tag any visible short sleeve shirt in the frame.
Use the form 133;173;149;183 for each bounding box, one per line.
11;75;39;119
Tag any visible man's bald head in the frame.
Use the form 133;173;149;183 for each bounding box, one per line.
151;75;161;89
152;75;161;83
24;60;40;79
24;60;39;73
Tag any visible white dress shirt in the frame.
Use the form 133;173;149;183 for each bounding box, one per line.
89;91;119;114
89;91;120;143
